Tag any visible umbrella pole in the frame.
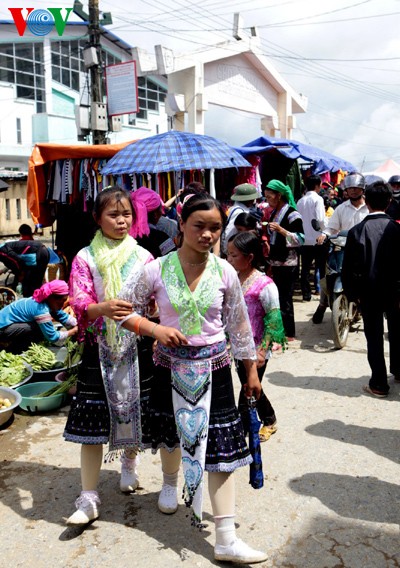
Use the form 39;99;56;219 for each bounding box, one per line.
210;168;216;198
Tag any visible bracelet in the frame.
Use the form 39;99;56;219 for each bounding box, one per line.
150;322;159;338
133;317;145;335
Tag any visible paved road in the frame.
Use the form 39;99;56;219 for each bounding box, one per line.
1;297;399;567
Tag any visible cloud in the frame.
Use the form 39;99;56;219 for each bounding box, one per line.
333;103;400;171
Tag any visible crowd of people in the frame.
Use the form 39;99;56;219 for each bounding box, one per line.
1;171;399;564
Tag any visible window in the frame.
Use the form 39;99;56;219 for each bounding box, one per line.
132;77;166;121
5;199;10;221
16;118;21;144
15;43;33;60
16;198;21;219
0;42;46;113
50;39;123;94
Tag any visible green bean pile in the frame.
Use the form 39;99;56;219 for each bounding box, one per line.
21;344;61;371
36;373;78;397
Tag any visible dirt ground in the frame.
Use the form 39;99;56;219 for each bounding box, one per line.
0;296;399;568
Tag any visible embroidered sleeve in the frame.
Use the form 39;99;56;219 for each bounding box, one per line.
69;253;98;334
55;310;77;328
34;309;64;344
262;309;287;350
257;281;286;349
223;266;257;361
286;211;305;247
119;261;154;316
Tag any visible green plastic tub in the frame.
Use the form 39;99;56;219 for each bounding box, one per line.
15;381;67;413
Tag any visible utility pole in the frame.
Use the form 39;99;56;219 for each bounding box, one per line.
73;0;112;145
88;0;107;145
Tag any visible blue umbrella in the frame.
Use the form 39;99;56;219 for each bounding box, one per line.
101;130;251;175
247;397;264;490
364;174;385;185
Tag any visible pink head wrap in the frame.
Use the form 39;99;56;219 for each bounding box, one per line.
129;187;164;238
32;279;69;303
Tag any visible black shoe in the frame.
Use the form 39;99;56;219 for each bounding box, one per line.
312;305;326;324
303;296;312;302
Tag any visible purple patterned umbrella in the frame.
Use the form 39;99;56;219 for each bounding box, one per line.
101;130;251;175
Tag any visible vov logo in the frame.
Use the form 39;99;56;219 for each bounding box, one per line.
9;7;73;37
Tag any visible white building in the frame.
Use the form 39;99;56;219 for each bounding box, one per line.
0;20;169;173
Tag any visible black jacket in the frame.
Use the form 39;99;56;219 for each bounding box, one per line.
268;206;304;263
342;213;400;305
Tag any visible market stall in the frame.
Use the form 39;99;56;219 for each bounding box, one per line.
26;135;253;267
235;136;356;199
27;141;135;228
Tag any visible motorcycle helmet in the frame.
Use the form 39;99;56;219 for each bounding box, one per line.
388;174;400;185
342;173;365;190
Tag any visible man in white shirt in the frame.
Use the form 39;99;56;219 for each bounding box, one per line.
312;173;369;323
297;174;325;301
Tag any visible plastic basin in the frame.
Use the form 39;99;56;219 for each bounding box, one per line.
0;386;22;426
30;361;80;383
55;371;77;396
15;381;67;413
28;346;81;382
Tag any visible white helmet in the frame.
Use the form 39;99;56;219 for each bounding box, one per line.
343;173;365;190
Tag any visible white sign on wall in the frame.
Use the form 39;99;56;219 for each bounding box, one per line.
105;61;139;117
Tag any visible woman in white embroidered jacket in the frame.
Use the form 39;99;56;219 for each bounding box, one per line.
120;193;268;565
63;186;155;525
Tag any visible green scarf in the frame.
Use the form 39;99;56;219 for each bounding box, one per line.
90;230;138;351
266;179;297;210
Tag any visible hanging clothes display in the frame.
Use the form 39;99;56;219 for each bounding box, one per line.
27;141;253;273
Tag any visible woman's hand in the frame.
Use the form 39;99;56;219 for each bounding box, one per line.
99;299;133;321
256;348;266;368
261;238;270;258
153;324;188;347
242;360;262;399
268;222;288;237
146;298;159;318
67;325;78;337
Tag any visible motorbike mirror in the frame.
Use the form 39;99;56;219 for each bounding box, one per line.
311;219;321;231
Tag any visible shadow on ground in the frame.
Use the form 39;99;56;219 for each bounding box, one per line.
0;461;215;562
272;513;399;568
267;370;400;400
306;419;400;465
289;472;399;525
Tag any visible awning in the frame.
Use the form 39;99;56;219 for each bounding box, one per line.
0;179;9;192
27;141;135;226
235;136;355;175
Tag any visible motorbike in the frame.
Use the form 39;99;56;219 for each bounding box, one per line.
311;219;359;349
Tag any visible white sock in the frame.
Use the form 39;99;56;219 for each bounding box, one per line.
121;453;139;470
79;490;101;506
215;515;235;546
163;470;178;487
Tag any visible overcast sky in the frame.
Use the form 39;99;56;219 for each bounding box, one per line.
2;0;400;172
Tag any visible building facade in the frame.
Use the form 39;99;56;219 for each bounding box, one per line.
0;21;168;174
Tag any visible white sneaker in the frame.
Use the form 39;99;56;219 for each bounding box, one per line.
120;458;139;493
214;538;268;564
66;492;100;525
157;484;178;514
